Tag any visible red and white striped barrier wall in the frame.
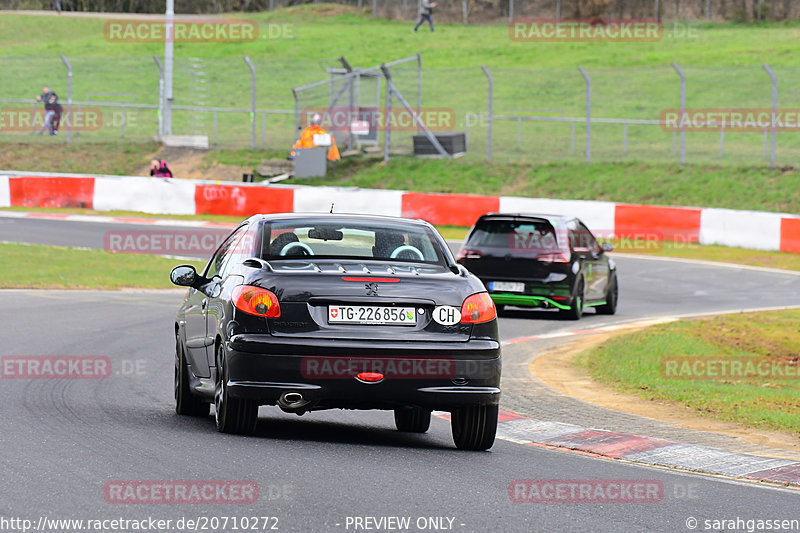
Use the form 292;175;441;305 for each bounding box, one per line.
0;176;9;208
1;172;798;253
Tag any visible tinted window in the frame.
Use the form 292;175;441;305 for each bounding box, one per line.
204;225;252;278
466;218;562;256
261;220;445;265
569;222;600;252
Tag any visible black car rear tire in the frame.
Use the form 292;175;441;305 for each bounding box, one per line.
596;274;618;315
394;407;432;433
175;335;210;417
495;304;506;316
451;404;498;451
561;277;584;320
214;345;258;435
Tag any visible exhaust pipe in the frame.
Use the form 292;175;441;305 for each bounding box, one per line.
283;392;303;404
277;392;313;414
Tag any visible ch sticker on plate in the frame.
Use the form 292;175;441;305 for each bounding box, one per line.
432;306;460;326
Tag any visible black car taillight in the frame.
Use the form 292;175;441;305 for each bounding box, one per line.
460;292;497;323
456;248;483;261
232;285;281;318
536;252;570;263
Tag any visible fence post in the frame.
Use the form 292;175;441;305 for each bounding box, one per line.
164;0;174;135
570;122;575;153
372;0;376;19
292;88;300;143
556;0;561;21
705;0;711;19
153;55;164;140
654;0;660;21
481;65;493;162
508;0;514;24
623;123;627;156
671;62;686;165
763;64;777;168
383;67;391;162
416;53;422;134
60;54;72;143
578;67;591;162
244;56;256;149
339;56;355;153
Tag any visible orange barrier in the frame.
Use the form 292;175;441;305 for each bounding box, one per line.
780;218;800;253
9;176;95;209
401;192;499;227
614;204;701;242
195;184;294;217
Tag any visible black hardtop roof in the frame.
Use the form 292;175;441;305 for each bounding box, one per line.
478;213;577;225
243;212;435;228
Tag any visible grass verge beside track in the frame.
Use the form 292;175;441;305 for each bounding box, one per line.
0;243;204;290
4;144;800;214
576;310;800;434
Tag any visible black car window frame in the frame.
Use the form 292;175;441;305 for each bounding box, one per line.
203;224;249;279
576;221;601;253
258;220;447;266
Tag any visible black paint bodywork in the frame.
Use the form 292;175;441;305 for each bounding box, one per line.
173;213;501;413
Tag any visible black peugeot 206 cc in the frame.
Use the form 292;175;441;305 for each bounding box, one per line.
170;213;501;450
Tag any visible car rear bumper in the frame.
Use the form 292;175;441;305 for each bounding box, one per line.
490;292;572;310
225;334;501;410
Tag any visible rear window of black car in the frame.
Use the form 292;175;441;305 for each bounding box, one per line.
260;220;446;265
466;218;563;255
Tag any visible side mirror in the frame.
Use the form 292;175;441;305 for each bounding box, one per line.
170;265;198;287
601;241;614;253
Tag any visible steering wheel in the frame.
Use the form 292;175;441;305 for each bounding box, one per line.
280;241;314;256
390;245;424;261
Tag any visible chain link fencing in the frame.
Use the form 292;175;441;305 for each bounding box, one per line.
4;0;798;22
2;54;800;167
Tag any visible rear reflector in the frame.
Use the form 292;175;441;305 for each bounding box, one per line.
356;372;384;383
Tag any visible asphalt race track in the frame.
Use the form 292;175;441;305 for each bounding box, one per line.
1;215;800;532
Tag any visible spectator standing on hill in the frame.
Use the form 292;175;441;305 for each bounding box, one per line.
414;0;437;32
